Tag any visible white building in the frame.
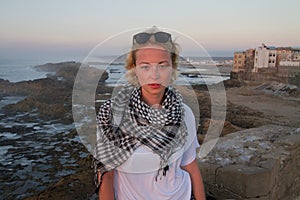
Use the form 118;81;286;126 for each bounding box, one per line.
277;48;300;67
253;44;277;72
279;61;300;67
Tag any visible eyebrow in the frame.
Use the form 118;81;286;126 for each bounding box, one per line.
138;61;170;65
158;61;170;64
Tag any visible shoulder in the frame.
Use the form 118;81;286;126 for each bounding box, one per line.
182;103;197;133
183;103;195;120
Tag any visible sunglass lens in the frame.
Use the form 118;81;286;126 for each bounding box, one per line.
154;32;170;43
135;33;151;44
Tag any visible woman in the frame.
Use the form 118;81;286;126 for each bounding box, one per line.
93;26;205;200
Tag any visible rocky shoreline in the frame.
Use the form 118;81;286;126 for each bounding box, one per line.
1;61;299;199
0;62;108;200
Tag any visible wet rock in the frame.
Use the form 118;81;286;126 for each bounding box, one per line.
24;155;95;200
0;62;109;124
34;61;109;84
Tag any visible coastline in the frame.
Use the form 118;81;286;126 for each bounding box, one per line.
1;61;299;199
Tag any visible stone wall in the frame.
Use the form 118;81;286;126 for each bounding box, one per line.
230;71;287;83
231;63;300;87
198;125;300;200
231;71;300;87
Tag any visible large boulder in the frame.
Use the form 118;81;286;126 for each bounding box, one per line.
198;125;300;199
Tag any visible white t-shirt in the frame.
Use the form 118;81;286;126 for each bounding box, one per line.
114;104;200;200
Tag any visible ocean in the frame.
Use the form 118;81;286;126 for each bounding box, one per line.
0;57;85;82
0;57;231;84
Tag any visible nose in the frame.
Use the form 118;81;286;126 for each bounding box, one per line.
150;66;160;79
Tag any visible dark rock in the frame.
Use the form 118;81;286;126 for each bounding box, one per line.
24;155;95;200
223;79;245;88
255;81;299;96
199;118;243;138
0;61;109;124
192;87;268;137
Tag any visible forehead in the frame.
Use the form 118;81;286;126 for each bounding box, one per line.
135;47;171;63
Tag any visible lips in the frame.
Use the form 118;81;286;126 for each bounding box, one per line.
148;83;161;89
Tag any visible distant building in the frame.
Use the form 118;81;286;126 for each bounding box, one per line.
245;48;255;72
276;47;293;62
233;44;300;74
253;44;277;72
231;44;300;86
232;52;246;72
277;47;300;67
232;49;255;73
292;48;300;61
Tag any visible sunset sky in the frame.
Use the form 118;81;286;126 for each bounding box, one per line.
1;0;299;59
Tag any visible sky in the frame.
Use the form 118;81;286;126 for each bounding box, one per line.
0;0;300;60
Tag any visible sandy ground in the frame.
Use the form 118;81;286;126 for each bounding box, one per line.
226;84;300;127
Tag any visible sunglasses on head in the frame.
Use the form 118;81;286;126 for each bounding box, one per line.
133;31;172;44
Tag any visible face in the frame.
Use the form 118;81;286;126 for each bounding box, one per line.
134;47;173;105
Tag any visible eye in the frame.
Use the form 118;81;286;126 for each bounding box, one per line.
158;65;169;69
139;65;150;70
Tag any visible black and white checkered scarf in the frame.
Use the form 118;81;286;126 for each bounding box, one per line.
93;84;187;192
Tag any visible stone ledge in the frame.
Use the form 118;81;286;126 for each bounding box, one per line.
216;164;271;198
197;125;300;199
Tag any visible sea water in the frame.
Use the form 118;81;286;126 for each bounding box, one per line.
0;57;84;82
0;57;230;85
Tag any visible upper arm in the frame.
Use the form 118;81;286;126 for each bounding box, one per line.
99;170;115;200
180;104;200;167
182;159;206;200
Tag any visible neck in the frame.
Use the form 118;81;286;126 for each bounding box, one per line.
140;89;165;107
